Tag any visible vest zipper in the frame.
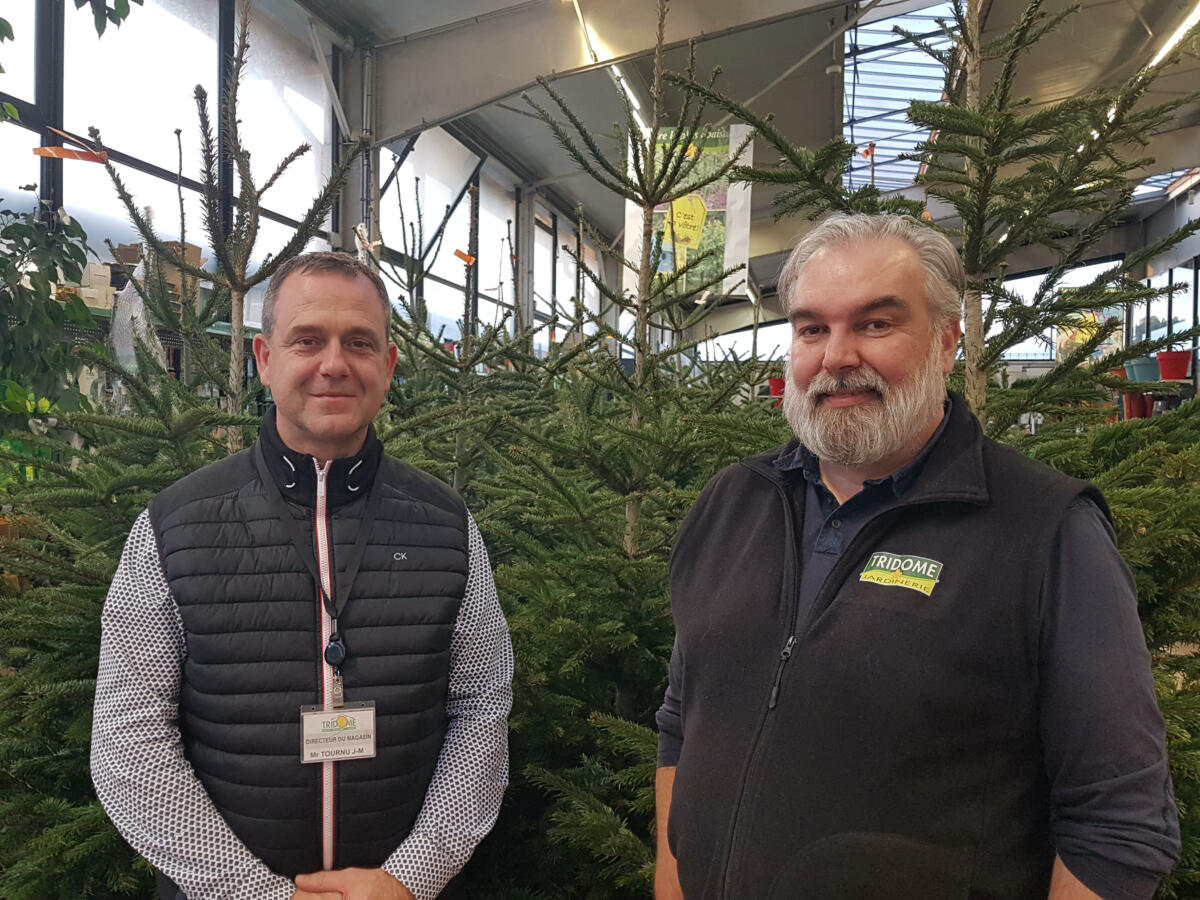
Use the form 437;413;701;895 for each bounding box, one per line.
718;485;911;897
719;479;802;897
314;460;335;871
766;635;796;710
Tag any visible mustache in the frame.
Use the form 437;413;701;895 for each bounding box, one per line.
805;367;889;398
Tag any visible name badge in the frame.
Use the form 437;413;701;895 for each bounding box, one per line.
300;702;377;763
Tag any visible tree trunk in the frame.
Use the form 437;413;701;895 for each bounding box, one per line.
961;0;988;414
624;201;656;557
227;286;245;451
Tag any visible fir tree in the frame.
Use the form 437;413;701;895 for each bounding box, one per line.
450;3;788;891
0;333;253;898
89;0;364;442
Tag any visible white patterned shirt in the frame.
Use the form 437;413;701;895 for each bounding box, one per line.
91;509;512;900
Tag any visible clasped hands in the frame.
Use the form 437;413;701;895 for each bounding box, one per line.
291;866;415;900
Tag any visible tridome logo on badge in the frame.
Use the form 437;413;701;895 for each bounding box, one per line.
859;552;944;596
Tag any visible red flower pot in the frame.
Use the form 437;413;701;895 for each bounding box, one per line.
1156;350;1192;380
768;376;785;408
1122;393;1149;419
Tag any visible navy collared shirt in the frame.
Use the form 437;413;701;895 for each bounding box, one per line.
774;403;952;631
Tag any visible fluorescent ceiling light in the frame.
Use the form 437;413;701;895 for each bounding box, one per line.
610;65;641;111
1148;0;1200;68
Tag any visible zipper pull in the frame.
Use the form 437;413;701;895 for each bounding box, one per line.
767;636;796;710
331;669;345;708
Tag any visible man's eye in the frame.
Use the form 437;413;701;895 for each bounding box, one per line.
864;320;891;332
349;340;373;351
794;325;823;339
296;338;319;347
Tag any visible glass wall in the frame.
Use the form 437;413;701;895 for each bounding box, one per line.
5;0;325;337
237;1;333;221
4;1;614;361
0;1;36;104
64;0;218;177
1000;259;1119;359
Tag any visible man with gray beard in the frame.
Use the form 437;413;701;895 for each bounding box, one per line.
653;214;1178;900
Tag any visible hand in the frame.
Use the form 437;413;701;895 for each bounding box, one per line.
294;867;416;900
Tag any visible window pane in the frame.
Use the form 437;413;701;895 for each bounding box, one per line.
997;261;1118;360
65;0;218;177
242;218;330;328
478;165;514;303
424;279;466;342
995;272;1054;359
1148;271;1170;343
533;225;553;319
557;225;579;314
66;160;328;330
66;159;214;276
581;242;601;334
476;296;506;333
236;0;333;221
1171;265;1195;337
0;123;41;211
380;127;479;277
0;1;36;103
428;197;471;285
702;322;790;361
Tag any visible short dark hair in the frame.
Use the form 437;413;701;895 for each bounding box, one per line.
262;251;391;337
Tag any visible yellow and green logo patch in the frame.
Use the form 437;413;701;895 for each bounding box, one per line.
859;552;944;597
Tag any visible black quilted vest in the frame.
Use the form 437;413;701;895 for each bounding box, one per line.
148;422;468;880
667;394;1108;899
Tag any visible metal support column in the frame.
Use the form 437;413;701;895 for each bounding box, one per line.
217;0;235;238
360;46;376;246
514;186;536;333
34;0;65;215
467;167;481;334
330;43;341;241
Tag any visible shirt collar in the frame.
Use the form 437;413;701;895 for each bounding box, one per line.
258;406;383;509
774;397;952;498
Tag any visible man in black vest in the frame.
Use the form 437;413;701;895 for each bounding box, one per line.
654;214;1179;899
92;252;512;900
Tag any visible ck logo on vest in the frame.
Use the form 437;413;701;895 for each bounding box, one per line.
859;552;944;596
393;551;408;561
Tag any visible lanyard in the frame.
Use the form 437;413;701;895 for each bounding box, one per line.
253;442;383;664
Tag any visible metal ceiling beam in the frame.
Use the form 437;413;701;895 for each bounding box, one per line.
368;0;846;146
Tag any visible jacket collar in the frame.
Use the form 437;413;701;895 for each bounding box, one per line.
742;391;989;507
257;406;383;509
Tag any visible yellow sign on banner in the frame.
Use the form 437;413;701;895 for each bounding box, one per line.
669;193;707;248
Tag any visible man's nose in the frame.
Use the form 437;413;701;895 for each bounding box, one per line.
822;329;861;373
317;343;350;377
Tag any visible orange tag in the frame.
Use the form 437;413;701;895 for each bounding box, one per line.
34;145;108;163
453;249;476;265
861;142;875;159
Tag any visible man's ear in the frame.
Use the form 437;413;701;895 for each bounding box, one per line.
253;334;272;387
939;320;962;375
386;342;399;381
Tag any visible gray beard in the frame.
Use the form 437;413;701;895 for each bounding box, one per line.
782;347;947;468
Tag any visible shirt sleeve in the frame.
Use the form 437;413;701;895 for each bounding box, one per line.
1041;498;1181;900
656;637;684;767
90;510;294;900
383;512;513;900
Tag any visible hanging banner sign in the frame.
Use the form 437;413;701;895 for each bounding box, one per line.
623;124;752;301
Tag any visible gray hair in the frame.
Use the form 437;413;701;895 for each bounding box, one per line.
776;213;965;326
262;251;391;337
